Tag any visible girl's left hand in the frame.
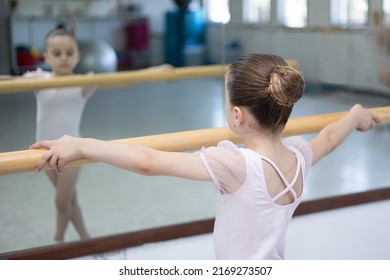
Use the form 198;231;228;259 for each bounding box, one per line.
30;135;82;173
349;104;381;132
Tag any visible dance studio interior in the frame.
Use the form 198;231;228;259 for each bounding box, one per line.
0;0;390;260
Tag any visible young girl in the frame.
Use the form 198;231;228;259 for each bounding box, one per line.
31;54;380;259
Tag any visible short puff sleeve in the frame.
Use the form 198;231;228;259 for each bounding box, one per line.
283;136;313;177
23;68;50;79
199;140;246;194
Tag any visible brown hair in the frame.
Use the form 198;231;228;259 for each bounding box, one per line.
226;53;305;133
44;24;76;50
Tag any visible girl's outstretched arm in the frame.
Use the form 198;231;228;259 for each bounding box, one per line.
30;135;211;181
309;104;381;166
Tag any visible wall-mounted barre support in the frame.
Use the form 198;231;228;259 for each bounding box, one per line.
0;105;389;175
0;60;299;94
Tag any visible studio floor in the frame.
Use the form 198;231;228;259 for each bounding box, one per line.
0;77;390;254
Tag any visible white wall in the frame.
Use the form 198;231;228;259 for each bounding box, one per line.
11;17;128;53
76;200;390;260
11;0;175;65
206;0;389;93
209;27;380;87
9;0;390;93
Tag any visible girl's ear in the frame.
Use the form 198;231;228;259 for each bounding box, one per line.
233;106;244;127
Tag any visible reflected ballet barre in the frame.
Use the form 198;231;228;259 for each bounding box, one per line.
0;61;300;93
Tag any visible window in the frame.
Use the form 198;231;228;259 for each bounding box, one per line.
205;0;231;24
383;0;390;24
331;0;369;28
243;0;271;25
279;0;307;28
385;0;390;14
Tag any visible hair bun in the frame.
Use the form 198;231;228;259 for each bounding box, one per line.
56;23;67;30
267;66;304;107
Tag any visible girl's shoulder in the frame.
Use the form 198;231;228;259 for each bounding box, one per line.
283;136;313;175
200;140;246;194
23;68;51;79
205;140;244;160
216;140;240;150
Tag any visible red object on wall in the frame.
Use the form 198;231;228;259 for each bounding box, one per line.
16;46;34;67
125;19;149;51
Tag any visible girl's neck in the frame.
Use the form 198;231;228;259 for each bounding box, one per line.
243;130;285;155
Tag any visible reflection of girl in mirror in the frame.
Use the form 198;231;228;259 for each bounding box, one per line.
1;13;92;243
1;15;172;243
25;20;92;243
31;54;380;258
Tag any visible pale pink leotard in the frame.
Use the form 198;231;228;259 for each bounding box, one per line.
200;136;313;259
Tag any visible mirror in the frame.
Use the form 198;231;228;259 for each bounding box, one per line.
0;77;226;253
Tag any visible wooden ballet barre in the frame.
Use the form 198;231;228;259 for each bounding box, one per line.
0;65;227;94
0;105;389;176
0;60;299;94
